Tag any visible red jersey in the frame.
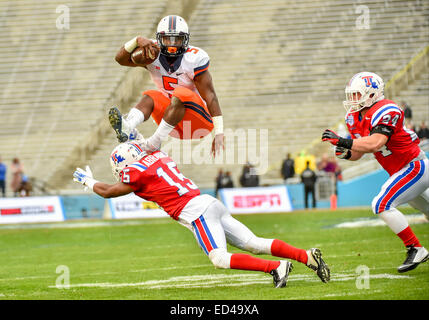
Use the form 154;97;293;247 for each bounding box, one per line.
120;151;200;220
345;99;421;176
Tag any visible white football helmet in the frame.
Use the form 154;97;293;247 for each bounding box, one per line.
110;142;146;181
343;72;385;113
156;15;189;57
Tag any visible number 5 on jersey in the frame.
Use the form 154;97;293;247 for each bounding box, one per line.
162;76;178;91
157;161;198;196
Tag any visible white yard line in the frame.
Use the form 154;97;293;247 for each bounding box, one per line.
0;263;212;282
47;272;413;290
0;219;170;230
333;214;427;229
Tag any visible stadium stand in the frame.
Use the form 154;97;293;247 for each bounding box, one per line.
0;0;428;194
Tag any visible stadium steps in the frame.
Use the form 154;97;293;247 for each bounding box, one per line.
0;0;169;195
1;0;428;194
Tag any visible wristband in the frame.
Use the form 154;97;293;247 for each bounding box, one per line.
124;36;139;53
212;116;223;135
338;137;353;149
84;178;98;191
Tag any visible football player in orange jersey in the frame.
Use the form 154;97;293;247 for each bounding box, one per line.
111;15;224;157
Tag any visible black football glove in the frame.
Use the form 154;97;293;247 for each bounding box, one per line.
335;147;352;160
322;129;353;149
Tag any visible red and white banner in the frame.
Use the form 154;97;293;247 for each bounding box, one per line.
108;193;169;219
0;196;65;224
219;185;293;214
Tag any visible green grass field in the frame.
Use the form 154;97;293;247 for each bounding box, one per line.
0;207;428;300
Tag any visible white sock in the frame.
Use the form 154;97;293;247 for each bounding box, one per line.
125;108;145;130
379;208;409;234
146;119;175;150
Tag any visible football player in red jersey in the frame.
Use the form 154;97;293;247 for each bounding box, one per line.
322;72;429;273
73;142;331;287
110;15;224;157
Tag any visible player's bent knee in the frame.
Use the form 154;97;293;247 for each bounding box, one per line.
142;90;161;103
208;248;232;269
170;96;184;109
172;86;193;103
243;236;272;255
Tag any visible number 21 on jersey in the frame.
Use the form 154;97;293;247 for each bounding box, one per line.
157;161;198;196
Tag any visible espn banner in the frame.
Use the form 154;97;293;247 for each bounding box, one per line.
0;196;65;224
219;185;293;214
108;193;169;219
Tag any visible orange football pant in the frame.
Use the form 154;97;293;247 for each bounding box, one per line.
143;87;214;140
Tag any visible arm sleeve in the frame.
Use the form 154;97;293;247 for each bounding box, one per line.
370;124;394;137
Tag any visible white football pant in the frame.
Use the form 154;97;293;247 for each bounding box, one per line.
372;158;429;219
179;197;273;268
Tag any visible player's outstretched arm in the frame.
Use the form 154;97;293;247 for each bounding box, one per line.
93;182;134;199
73;166;133;198
195;70;222;117
350;133;388;154
322;129;388;154
194;70;224;157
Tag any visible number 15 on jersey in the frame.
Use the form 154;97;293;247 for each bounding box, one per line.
157;161;198;196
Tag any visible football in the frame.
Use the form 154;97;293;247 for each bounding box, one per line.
131;44;160;66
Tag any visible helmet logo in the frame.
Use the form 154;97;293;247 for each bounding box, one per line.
362;75;378;88
112;153;125;164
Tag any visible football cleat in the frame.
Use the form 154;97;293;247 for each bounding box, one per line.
397;246;429;273
270;260;293;288
109;107;130;143
306;248;330;283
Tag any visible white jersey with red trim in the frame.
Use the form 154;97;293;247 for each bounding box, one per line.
145;43;210;100
345;99;421;175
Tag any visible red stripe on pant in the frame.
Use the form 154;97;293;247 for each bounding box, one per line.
378;161;421;212
194;218;214;253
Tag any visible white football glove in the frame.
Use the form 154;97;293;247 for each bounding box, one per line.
128;128;145;144
73;165;97;191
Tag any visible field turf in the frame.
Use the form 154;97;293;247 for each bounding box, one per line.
0;207;428;301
